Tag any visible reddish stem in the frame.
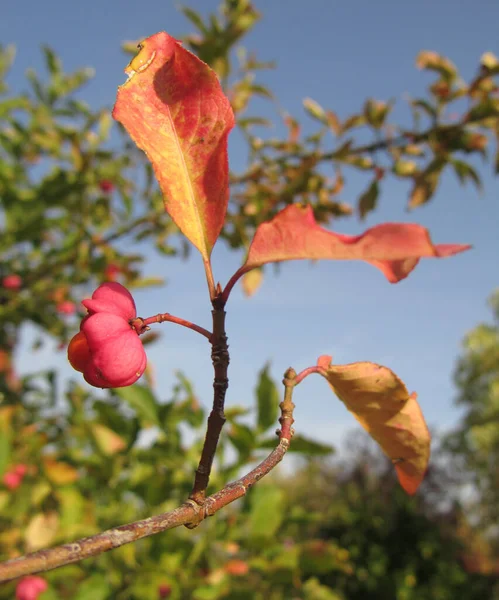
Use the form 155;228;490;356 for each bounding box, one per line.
221;265;252;303
294;365;323;385
140;314;212;341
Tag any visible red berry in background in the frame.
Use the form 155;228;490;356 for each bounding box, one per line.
15;576;48;600
158;584;172;598
57;300;76;315
2;463;29;489
2;274;22;290
224;559;250;576
68;282;147;388
14;464;28;477
99;179;115;193
2;470;22;490
104;263;121;281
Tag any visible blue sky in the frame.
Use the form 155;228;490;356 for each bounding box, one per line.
3;0;499;451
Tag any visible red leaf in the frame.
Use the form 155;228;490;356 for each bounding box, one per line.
224;204;470;298
113;32;235;261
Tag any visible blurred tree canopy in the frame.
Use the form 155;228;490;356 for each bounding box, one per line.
1;0;498;598
445;289;499;537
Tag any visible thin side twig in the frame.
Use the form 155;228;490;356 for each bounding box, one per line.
0;369;297;583
141;313;212;341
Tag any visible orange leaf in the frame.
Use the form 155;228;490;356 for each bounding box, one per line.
113;32;235;260
226;204;469;293
316;356;430;495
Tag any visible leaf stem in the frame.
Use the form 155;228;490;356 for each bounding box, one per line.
294;365;323;385
203;258;216;300
221;265;251;303
0;371;296;582
141;313;212;340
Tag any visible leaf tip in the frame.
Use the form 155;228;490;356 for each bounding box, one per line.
317;355;332;368
394;463;425;496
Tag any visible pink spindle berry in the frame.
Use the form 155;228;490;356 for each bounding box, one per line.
68;282;147;388
2;274;22;290
104;263;121;281
3;470;22;490
99;179;114;193
57;300;76;315
14;463;28;477
15;576;48;600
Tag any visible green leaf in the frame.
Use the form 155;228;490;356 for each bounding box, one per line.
73;574;112;600
415;51;457;81
412;99;437;119
358;180;379;220
0;432;10;477
42;46;62;76
452;159;482;191
238;116;272;128
256;363;279;432
466;98;499;122
408;158;446;209
303;577;344;600
364;99;392;128
248;484;284;539
258;434;334;456
303;97;328;124
114;384;161;426
228;423;256;460
180;6;208;34
127;276;165;289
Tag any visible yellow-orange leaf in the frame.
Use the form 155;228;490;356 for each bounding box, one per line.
113;32;235;260
91;423;126;456
316;356;430;495
43;458;79;485
24;512;59;552
225;204;470;295
241;268;264;297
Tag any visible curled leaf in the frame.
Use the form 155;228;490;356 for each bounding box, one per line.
113;32;235;260
415;51;457;81
225;204;470;297
316;356;430;494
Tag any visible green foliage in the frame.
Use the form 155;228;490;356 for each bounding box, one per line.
446;289;499;529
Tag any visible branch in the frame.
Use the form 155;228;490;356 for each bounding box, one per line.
189;295;230;503
0;369;296;583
